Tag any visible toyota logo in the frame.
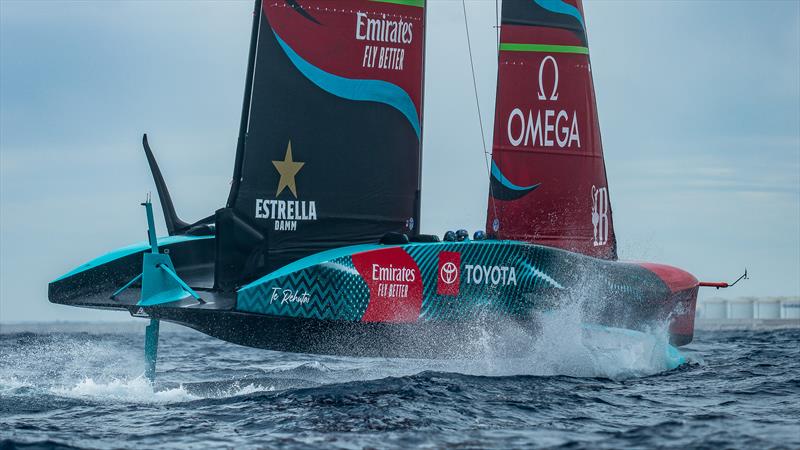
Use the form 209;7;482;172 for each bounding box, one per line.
440;262;458;285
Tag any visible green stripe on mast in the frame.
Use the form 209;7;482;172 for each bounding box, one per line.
370;0;425;7
499;43;589;55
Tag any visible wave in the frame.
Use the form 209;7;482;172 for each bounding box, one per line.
2;326;796;450
1;301;689;406
0;438;88;450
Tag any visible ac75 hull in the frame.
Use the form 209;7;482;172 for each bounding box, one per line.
48;237;698;357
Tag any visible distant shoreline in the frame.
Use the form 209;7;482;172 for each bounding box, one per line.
695;318;800;331
0;321;189;333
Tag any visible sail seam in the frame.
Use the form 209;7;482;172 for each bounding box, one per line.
369;0;425;7
499;42;589;54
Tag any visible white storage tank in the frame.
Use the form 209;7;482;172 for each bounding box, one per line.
700;298;728;319
728;297;755;319
755;299;782;319
781;298;800;319
695;296;799;323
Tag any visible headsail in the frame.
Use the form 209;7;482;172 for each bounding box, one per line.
224;0;427;276
486;0;617;259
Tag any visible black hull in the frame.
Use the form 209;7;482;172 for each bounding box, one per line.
147;306;692;358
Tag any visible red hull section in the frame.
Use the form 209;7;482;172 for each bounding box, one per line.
353;246;423;323
638;262;699;339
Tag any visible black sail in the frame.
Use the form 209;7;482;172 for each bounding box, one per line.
219;0;427;285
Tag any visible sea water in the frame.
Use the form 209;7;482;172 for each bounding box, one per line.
1;320;798;449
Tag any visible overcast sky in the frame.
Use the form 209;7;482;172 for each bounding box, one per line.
1;1;798;322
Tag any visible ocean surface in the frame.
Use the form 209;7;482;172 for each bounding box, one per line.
1;321;798;449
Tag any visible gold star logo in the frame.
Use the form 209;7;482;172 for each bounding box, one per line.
271;141;305;198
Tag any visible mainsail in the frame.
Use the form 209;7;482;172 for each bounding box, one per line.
220;0;427;285
486;0;617;260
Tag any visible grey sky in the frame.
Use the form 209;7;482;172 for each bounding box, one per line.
1;1;798;322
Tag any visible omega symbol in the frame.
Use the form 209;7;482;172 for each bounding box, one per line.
537;55;559;102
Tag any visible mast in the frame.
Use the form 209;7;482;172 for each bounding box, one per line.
413;2;429;234
226;0;263;208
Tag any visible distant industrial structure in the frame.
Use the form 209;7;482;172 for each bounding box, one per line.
695;297;800;329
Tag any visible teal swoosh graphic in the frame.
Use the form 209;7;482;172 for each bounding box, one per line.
491;160;540;191
533;0;585;29
52;235;214;282
519;261;564;289
273;30;421;138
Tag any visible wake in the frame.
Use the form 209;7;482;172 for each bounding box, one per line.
0;309;689;405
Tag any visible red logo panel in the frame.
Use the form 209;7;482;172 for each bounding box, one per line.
352;247;422;323
437;252;461;296
264;0;425;120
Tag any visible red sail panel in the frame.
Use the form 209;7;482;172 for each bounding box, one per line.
486;0;617;260
264;0;425;122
